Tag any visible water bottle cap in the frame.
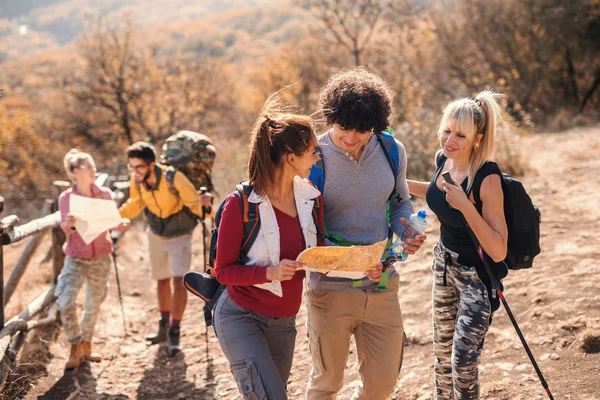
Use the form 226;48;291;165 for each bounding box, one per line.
417;209;427;219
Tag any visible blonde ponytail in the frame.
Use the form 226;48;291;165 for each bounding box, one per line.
63;149;80;182
438;90;506;192
63;148;95;183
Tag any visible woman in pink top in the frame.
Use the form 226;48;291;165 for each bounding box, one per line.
56;149;130;370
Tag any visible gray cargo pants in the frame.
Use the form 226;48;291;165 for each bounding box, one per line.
55;255;111;344
432;242;492;400
213;290;297;400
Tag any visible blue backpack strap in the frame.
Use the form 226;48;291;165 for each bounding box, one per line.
309;146;325;193
377;131;401;291
377;131;400;202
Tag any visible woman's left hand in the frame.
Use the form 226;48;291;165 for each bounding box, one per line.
441;179;471;212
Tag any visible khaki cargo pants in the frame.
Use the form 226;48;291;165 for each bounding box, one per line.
55;255;111;344
306;275;404;400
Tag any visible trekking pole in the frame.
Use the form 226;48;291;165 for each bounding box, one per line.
199;187;209;273
495;285;553;399
110;232;128;337
467;225;554;399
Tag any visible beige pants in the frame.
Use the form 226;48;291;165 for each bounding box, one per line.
147;229;192;280
306;275;404;400
55;256;111;344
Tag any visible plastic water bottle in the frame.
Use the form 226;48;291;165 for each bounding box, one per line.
389;209;428;261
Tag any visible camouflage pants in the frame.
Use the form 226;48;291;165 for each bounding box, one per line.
55;256;111;344
432;242;491;400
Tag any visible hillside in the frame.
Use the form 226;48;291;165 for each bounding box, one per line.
0;0;306;62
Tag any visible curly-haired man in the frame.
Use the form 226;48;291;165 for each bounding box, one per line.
306;68;426;400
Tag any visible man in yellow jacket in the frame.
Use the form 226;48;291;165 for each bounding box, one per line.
119;141;212;355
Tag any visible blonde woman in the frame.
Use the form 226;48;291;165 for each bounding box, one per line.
408;91;508;399
57;149;130;370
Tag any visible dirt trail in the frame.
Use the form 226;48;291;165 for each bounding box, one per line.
4;126;600;399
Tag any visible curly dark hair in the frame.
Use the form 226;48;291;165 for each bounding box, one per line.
319;67;395;134
126;141;156;163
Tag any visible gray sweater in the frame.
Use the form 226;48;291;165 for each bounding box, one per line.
309;131;415;292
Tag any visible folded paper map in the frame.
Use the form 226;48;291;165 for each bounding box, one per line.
70;194;121;245
297;239;387;279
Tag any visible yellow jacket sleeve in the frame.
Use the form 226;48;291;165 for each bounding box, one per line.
119;176;145;219
173;171;214;218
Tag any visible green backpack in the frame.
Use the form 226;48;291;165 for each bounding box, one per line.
160;130;217;194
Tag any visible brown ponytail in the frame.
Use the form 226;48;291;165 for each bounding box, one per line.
248;102;316;195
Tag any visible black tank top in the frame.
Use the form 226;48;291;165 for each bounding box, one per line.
426;154;508;297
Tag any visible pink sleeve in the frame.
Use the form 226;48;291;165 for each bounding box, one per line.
58;191;74;235
213;194;269;286
102;188;113;200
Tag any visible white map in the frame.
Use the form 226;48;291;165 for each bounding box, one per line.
69;194;121;245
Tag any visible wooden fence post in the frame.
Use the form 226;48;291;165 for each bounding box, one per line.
3;200;53;306
51;181;70;283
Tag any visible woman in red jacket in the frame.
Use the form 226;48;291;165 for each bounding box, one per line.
213;102;324;400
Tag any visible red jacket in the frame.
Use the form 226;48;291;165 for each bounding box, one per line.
215;193;325;317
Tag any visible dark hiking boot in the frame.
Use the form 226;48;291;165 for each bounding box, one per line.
146;319;169;344
168;325;181;357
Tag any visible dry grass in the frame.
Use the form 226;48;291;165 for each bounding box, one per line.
582;329;600;354
1;321;60;400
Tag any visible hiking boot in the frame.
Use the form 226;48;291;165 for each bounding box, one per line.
82;340;102;362
146;319;169;344
168;326;181;357
64;343;85;370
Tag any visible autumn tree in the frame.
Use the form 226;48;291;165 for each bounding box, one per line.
249;38;347;114
430;0;600;120
66;15;148;148
0;96;65;202
298;0;395;66
63;15;242;159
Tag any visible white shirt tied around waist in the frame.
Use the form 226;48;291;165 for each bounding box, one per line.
245;176;320;297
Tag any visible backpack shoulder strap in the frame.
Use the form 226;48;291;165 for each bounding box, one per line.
435;152;447;169
432;152;447;184
377;132;400;178
310;194;325;243
470;161;502;205
237;183;261;262
164;166;181;199
377;132;401;202
309;146;325;193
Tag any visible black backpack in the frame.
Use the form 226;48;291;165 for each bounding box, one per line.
476;173;541;270
438;153;541;270
184;182;322;327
